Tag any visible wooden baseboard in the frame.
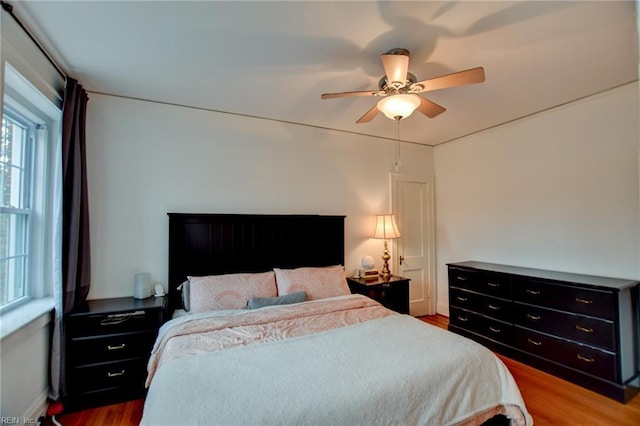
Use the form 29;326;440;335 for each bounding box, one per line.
23;390;48;423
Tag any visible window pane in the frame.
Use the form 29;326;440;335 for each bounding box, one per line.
1;115;28;209
0;212;27;305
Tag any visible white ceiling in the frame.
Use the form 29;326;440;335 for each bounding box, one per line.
12;1;639;146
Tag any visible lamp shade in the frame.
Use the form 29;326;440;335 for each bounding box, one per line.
372;214;401;239
377;94;420;120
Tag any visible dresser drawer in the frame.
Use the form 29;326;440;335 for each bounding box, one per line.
450;287;511;322
68;330;156;365
514;303;616;351
69;358;148;393
513;278;615;320
67;309;159;337
449;268;477;289
516;328;617;382
450;307;513;345
450;268;511;299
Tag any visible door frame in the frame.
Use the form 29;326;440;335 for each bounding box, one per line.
390;173;437;315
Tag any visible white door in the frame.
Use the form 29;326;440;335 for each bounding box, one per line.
391;174;436;316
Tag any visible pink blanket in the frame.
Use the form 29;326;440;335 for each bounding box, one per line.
146;294;394;386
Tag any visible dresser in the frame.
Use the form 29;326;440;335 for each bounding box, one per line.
65;296;167;410
447;261;639;403
347;275;410;314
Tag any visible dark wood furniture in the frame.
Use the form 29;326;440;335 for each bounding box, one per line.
167;213;346;311
448;261;639;403
347;275;410;314
65;296;167;411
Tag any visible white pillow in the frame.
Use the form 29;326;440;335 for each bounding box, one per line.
274;265;350;300
187;271;277;312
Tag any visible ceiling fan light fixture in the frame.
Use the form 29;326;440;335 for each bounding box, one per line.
377;94;420;120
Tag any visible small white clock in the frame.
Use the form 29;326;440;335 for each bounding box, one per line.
361;255;375;270
154;284;165;297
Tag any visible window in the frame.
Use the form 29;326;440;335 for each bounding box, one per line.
0;111;33;308
0;64;60;314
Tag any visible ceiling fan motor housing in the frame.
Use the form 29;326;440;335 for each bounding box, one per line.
378;73;417;92
385;47;410;56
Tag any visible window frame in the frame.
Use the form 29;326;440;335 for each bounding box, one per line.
0;63;59;315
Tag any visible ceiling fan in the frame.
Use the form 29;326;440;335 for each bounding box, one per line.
321;48;485;123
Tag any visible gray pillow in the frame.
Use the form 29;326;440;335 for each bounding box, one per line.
177;280;190;311
247;291;307;310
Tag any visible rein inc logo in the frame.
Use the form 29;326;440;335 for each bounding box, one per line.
0;417;37;424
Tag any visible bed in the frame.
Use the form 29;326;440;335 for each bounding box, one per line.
141;213;531;425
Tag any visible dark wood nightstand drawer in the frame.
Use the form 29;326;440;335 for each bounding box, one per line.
514;302;615;351
67;309;158;337
69;358;148;393
513;279;615;320
68;330;157;365
516;327;617;382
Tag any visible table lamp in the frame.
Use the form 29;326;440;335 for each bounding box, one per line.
372;214;401;279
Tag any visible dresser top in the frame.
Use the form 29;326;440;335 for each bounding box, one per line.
448;261;639;290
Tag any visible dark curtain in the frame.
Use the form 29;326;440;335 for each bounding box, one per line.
62;77;91;314
50;77;90;402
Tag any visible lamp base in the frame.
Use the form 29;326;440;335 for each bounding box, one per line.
380;240;392;280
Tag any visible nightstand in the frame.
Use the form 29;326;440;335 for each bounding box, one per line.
65;296;167;411
347;275;410;314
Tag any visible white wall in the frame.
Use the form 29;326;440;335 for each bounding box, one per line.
0;315;49;420
0;9;58;420
434;83;639;316
86;94;434;299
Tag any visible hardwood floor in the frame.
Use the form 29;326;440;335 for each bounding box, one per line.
53;314;640;425
420;315;640;426
49;399;142;426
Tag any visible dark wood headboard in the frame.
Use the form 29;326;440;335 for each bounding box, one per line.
167;213;346;310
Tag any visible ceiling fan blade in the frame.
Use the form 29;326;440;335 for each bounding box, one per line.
381;53;409;83
417;96;446;118
410;67;485;93
356;105;380;123
321;90;383;99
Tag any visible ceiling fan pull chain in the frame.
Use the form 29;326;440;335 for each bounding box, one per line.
395;117;402;171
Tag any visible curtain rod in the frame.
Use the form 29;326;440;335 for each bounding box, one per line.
1;0;67;80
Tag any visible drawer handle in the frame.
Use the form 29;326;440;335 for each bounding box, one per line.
456;276;468;281
100;316;131;326
575;325;594;334
107;370;126;378
489;326;501;333
527;338;542;346
526;313;541;321
488;304;500;311
457;316;469;323
487;282;500;288
575;297;593;305
526;289;540;296
99;310;146;326
107;343;126;351
456;296;468;302
577;354;595;363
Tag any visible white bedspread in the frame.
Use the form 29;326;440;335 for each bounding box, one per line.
142;313;531;426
